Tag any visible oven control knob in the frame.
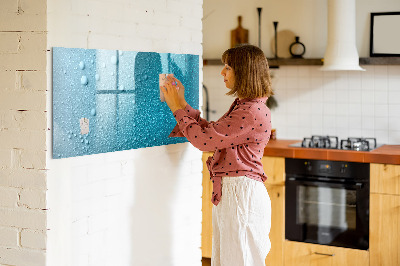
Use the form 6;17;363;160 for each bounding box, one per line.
304;162;312;171
340;164;347;174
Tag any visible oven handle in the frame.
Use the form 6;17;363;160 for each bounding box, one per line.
286;177;364;189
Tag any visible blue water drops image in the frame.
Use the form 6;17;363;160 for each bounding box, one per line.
81;76;88;85
79;61;85;70
52;47;199;159
111;55;118;65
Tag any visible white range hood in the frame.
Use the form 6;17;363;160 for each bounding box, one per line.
320;0;365;71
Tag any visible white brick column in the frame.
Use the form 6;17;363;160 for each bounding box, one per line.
0;0;48;265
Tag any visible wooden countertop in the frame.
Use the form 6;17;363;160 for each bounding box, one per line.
263;139;400;165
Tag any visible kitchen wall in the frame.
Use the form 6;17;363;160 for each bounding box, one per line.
203;0;400;144
46;0;203;265
203;0;400;58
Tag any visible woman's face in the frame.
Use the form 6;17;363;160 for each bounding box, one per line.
220;64;235;89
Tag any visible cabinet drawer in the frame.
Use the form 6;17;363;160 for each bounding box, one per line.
284;241;369;266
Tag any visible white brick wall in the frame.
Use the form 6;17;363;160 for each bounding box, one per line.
2;0;203;265
0;0;48;265
46;1;203;266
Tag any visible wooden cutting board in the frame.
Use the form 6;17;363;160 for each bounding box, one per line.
231;16;249;48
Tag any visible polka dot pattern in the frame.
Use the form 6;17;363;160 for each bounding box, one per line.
169;97;272;206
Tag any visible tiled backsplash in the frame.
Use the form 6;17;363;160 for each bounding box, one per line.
203;65;400;144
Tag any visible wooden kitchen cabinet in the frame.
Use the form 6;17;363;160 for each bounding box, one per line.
264;184;285;266
261;156;285;186
370;163;400;266
262;156;285;266
202;152;213;258
284;241;369;266
370;193;400;266
201;154;286;266
370;163;400;195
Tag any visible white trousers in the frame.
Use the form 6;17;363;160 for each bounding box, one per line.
212;176;271;266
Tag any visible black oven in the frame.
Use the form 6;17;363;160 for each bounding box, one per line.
285;158;369;250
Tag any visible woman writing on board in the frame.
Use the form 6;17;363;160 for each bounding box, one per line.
161;44;273;266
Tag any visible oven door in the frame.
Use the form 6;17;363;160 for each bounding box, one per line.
285;177;369;250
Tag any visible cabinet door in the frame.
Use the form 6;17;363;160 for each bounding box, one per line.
202;152;213;258
284;241;369;266
264;184;284;266
370;163;400;195
370;193;400;266
261;156;285;185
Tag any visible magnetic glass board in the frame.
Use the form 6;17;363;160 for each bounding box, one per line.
52;47;199;159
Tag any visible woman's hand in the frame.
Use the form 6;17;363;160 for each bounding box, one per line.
161;77;185;113
169;76;187;108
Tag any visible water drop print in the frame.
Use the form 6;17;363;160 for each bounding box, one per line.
79;61;85;70
81;76;88;85
111;55;118;65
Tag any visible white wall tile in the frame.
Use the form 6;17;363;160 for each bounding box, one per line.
389;117;400;131
349;128;362;137
286;77;299;89
375;104;389;117
336;103;349;116
374;65;388;77
204;65;400;145
336;115;348;129
323;103;336;116
388;91;400;104
335;72;349;90
361;104;375;117
374;90;388;104
389;104;400;117
362;90;375;104
374;130;389;144
298;77;311;89
388;131;400;143
348;90;362;103
362;116;375;130
375;117;389;130
285;66;298;77
374;77;388;91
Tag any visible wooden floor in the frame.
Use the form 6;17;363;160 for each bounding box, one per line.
202;257;211;266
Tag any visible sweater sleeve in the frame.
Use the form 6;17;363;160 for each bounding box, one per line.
169;104;210;137
172;106;257;152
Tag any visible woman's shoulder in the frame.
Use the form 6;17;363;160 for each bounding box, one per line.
240;98;269;111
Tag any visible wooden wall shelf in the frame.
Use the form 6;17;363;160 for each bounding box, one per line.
359;57;400;65
203;58;323;67
203;57;400;67
268;58;323;67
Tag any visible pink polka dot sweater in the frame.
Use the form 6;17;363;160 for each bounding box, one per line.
169;97;272;206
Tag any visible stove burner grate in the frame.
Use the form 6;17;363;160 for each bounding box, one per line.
301;135;339;149
298;136;378;151
340;137;377;151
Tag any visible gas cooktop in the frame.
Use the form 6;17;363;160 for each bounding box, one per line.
289;135;383;151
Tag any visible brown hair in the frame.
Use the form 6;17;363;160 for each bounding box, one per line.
221;44;273;99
